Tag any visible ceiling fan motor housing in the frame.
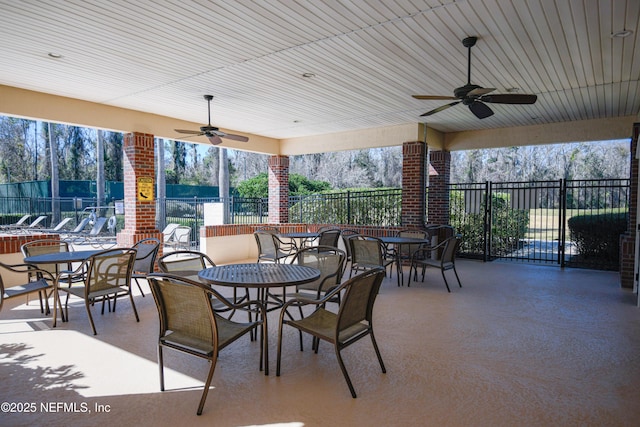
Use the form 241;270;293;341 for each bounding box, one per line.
454;84;481;99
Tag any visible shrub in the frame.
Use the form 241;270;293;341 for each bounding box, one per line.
568;211;627;261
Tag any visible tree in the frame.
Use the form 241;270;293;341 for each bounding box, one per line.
236;173;332;198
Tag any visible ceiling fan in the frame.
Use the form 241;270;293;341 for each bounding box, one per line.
175;95;249;145
412;36;537;119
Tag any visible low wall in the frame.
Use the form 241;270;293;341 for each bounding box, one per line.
199;223;409;265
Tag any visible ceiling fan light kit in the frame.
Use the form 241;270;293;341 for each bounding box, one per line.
174;95;249;145
413;36;538;119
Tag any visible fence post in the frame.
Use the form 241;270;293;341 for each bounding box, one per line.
484;181;491;262
559;179;566;267
347;191;352;225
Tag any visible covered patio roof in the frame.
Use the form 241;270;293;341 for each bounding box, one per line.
0;0;638;154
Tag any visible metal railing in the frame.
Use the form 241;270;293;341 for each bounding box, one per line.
1;180;630;271
450;179;630;269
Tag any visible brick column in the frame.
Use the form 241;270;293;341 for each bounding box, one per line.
619;122;639;289
428;150;451;225
268;155;289;224
402;141;427;228
117;132;162;248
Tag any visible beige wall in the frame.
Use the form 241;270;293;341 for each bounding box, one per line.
0;84;635;155
200;234;258;265
444;116;637;151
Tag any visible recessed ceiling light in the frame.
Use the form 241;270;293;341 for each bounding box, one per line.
293;120;301;123
506;87;520;93
611;29;633;38
302;72;315;78
47;52;63;59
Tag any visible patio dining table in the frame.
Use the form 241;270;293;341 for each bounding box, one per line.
278;232;319;249
23;249;102;327
378;236;431;286
198;262;320;375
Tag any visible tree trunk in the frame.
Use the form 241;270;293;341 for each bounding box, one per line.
157;138;166;231
97;129;105;214
219;147;229;223
48;122;60;225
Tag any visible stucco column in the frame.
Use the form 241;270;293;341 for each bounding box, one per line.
401;141;427;228
428;150;451;225
117;132;162;248
619;122;639;289
268;155;289;224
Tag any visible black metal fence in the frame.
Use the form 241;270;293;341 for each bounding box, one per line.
450;179;630;269
288;189;401;225
1;180;629;270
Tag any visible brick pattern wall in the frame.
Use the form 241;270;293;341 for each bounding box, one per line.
619;122;639;288
202;223;412;238
428;150;451;225
117;132;162;249
0;233;59;254
268;155;289;224
402;141;427;228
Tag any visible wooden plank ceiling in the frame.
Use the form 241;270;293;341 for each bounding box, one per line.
0;0;637;139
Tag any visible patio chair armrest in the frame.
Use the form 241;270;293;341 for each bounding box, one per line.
0;262;55;283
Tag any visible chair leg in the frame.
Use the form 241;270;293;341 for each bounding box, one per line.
158;345;165;391
134;278;145;297
197;358;217;416
276;320;285;376
441;270;451;293
453;266;462;288
85;300;98;335
334;346;357;398
129;292;140;322
369;330;386;373
262;317;269;376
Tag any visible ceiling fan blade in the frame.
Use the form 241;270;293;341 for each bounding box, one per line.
222;133;249;142
207;135;224;145
175;129;204;135
420;101;461;117
467;87;495;97
469;101;494;119
412;95;457;101
480;94;538;104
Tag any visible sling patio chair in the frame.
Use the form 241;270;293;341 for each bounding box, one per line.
348;235;394;279
157;250;251;315
316;228;342;248
276;268;386;398
57;248;138;335
0;261;56;315
408;234;463;292
20;239;87;314
254;230;296;264
130;237;161;297
146;273;267;415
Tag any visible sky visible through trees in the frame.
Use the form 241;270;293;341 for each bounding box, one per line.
0;115;631;190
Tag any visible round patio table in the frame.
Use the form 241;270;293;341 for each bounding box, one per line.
198;263;320;375
378;236;431;286
24;249;103;327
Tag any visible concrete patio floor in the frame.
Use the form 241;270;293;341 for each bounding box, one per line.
1;259;639;427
